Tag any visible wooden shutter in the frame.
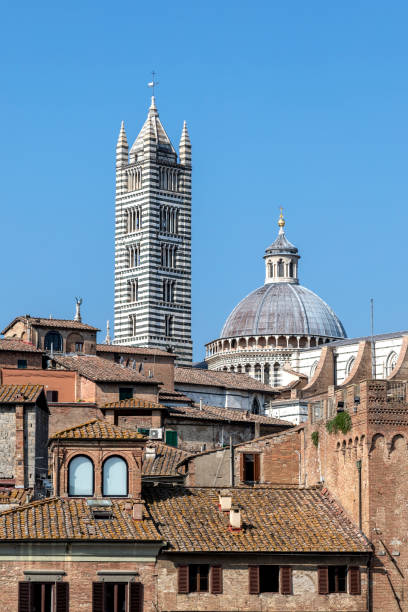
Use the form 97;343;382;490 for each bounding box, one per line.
18;582;32;612
56;582;69;612
253;454;260;482
280;566;291;594
211;566;223;594
349;567;361;595
248;565;260;594
178;565;189;594
318;566;329;594
92;582;105;612
240;454;245;482
129;582;143;612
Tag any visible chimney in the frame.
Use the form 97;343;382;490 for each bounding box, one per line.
145;446;156;460
218;491;232;512
228;505;242;532
132;501;144;521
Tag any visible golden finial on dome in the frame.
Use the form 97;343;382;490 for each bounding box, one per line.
278;207;285;229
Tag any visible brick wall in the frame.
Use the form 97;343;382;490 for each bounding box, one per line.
0;559;156;612
0;351;43;371
49;404;103;435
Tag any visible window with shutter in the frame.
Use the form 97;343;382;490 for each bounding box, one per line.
259;566;279;593
280;566;291;595
248;565;260;594
349;567;361;595
328;566;347;593
56;582;69;612
253;454;260;482
318;566;329;594
211;566;223;594
92;582;105;612
129;582;143;612
18;582;32;612
178;566;189;594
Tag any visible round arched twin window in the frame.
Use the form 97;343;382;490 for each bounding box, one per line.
68;455;128;497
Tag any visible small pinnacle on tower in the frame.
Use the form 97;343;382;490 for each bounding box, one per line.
278;208;285;234
105;320;111;345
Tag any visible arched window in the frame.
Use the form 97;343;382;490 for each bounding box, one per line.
68;455;94;496
252;398;261;415
385;351;398;377
44;331;62;352
268;262;273;278
273;363;280;387
289;262;294;277
103;456;128;496
345;356;355;377
277;259;284;277
310;360;319;378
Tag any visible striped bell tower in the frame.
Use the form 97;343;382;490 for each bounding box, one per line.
113;96;193;365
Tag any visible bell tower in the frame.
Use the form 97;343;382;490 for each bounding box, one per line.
113;96;193;365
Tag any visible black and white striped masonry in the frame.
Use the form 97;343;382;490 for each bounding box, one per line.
113;97;193;365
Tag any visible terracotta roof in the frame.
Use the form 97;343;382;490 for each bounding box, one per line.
158;390;193;404
2;316;99;334
0;384;44;404
174;367;278;393
0;339;42;353
104;398;167;410
50;419;146;441
144;485;371;553
97;344;174;358
50;355;159;384
0;497;161;542
143;442;189;477
168;403;291;427
0;489;33;506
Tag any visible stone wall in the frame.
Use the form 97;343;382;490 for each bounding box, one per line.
157;554;369;611
0;407;15;479
0;351;43;370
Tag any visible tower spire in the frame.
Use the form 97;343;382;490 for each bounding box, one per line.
116;121;128;167
263;210;300;285
179;120;191;165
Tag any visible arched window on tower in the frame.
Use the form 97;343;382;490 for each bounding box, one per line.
289;262;294;277
278;259;284;277
268;262;273;278
102;456;128;496
68;455;94;496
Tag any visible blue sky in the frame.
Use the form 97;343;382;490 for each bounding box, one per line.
0;1;407;361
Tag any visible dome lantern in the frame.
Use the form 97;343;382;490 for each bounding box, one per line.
264;210;300;285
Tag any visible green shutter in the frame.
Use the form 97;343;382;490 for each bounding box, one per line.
165;430;178;447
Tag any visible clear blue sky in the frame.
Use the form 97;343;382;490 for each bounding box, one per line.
1;1;407;361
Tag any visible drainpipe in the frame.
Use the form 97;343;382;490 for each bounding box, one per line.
356;459;362;531
230;436;234;487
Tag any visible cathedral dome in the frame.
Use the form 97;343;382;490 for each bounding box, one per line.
220;211;346;341
220;282;346;339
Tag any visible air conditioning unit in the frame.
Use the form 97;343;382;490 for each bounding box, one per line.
149;428;163;440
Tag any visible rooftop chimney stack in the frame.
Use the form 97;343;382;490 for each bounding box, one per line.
132;501;144;521
228;505;242;532
218;491;232;512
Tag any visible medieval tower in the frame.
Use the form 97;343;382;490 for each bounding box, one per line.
113;96;193;364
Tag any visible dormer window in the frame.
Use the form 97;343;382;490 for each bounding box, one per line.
68;455;94;496
102;456;128;497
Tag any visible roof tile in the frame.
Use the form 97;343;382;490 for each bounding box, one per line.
51;355;159;384
0;385;44;404
51;419;146;441
174;367;278;393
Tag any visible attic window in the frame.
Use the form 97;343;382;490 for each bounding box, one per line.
87;499;113;520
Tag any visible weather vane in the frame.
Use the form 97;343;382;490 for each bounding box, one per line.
148;71;159;96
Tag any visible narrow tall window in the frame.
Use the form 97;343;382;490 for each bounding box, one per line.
273;363;280;387
163;279;175;302
129;314;137;337
68;455;94;496
268;262;273;278
128;245;141;268
289;261;293;277
103;456;128;496
165;315;173;337
129;279;138;302
126;166;142;192
278;259;284;277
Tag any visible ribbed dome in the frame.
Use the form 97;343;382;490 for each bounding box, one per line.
221;283;346;339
